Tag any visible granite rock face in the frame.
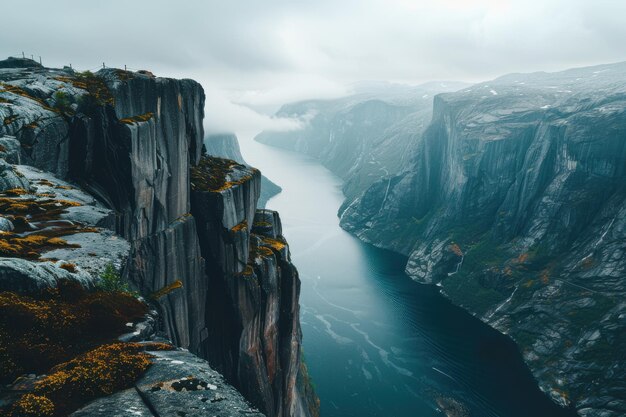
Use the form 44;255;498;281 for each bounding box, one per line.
0;62;207;352
191;159;316;417
341;62;626;416
205;132;282;207
255;81;467;203
0;164;128;293
71;349;266;417
0;58;317;417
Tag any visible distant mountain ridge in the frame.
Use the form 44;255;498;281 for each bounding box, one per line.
256;61;626;416
255;81;469;203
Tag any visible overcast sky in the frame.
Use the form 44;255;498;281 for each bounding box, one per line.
2;0;626;135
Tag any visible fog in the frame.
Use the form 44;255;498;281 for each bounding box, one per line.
2;0;625;135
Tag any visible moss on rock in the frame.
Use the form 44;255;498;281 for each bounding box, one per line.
0;281;148;384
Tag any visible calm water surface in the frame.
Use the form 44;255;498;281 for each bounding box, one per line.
239;135;576;417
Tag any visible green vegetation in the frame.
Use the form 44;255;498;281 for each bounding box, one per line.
55;72;114;109
190;155;250;193
8;343;152;417
0;280;148;384
441;235;510;315
96;264;135;295
114;69;134;82
0;191;98;259
52;91;73;114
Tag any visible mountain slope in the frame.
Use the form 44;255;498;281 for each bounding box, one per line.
341;62;626;416
255;82;468;202
0;58;318;417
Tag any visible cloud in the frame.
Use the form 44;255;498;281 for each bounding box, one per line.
2;0;625;135
202;85;304;137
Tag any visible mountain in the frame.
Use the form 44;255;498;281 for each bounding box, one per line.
255;81;468;203
0;58;318;417
204;132;282;208
340;62;626;416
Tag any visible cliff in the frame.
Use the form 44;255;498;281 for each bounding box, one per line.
341;62;626;416
255;81;468;203
0;58;318;417
205;132;282;207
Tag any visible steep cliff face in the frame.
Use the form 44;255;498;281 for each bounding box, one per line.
190;156;316;417
341;62;626;416
205;132;282;207
255;82;467;202
0;58;317;417
0;61;207;352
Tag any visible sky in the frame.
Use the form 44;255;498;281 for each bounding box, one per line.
2;0;626;136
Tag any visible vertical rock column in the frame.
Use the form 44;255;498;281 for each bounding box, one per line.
191;159;317;417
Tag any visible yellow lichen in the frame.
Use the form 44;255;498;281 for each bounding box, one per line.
190;155;250;193
3;188;29;196
231;220;248;233
59;263;77;273
119;112;154;125
52;73;114;106
253;221;271;228
10;343;153;417
8;394;54;417
150;280;183;300
0;283;148;384
261;237;286;251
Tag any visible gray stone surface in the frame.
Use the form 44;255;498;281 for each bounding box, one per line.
255;81;468;204
0;257;93;293
191;165;316;417
0;59;317;417
70;388;153;417
340;61;626;416
71;349;266;417
0;159;29;192
0;136;21;164
0;216;13;231
205;132;282;208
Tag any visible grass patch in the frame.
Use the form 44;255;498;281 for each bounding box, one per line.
7;343;152;417
0;280;148;384
54;72;114;107
441;236;510;315
190;155;250;193
96;264;136;295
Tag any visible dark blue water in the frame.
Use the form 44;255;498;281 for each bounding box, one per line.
240;136;576;417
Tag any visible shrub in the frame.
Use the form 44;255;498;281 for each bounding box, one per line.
52;91;73;114
96;263;135;295
9;343;152;417
8;394;54;417
0;281;147;383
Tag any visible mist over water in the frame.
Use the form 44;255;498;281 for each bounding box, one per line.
239;135;576;417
